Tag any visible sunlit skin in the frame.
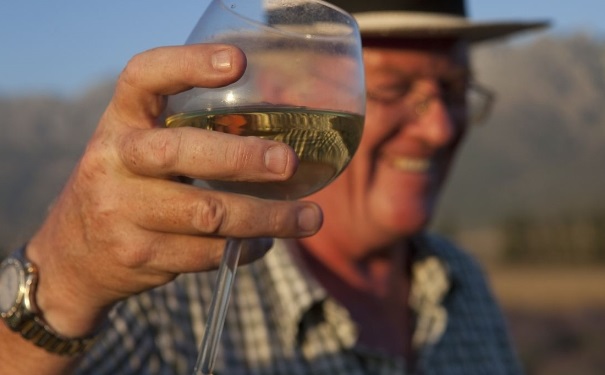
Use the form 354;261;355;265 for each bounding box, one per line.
0;45;325;375
302;38;470;261
298;39;471;357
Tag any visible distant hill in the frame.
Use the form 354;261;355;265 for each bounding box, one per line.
434;33;605;229
2;34;605;256
0;82;114;253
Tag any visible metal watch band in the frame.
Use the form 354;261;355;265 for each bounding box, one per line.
17;314;97;356
3;245;98;356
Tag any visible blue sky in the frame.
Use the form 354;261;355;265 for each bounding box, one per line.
1;1;603;96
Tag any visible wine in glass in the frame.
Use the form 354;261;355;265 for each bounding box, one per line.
165;0;365;373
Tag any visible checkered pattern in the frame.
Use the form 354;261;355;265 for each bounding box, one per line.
76;234;523;375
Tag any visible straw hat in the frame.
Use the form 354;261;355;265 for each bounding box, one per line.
328;0;549;42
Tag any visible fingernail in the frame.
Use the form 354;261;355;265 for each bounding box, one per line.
212;49;232;71
264;145;288;175
298;206;321;233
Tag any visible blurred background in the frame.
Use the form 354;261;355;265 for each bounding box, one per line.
1;1;604;374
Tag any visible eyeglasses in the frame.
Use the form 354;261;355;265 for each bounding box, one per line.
367;81;496;126
466;82;495;125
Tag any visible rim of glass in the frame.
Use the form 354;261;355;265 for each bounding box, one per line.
217;0;359;40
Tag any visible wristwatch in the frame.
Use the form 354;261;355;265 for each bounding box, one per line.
0;245;96;356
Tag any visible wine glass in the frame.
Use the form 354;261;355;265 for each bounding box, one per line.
165;0;365;373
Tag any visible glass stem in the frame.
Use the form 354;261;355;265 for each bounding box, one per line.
193;237;243;375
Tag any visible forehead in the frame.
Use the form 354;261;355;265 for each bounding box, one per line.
362;38;470;80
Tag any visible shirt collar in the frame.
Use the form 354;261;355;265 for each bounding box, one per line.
261;235;453;352
261;239;329;348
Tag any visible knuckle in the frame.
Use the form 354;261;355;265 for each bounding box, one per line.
118;56;142;89
105;232;156;270
230;144;249;175
263;203;291;235
77;146;106;182
120;129;182;173
149;129;182;171
177;50;200;85
192;196;227;234
82;217;152;271
73;138;116;192
119;49;154;88
117;132;142;170
268;207;284;233
224;137;256;176
116;245;151;269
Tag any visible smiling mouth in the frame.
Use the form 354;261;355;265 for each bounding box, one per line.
390;157;432;172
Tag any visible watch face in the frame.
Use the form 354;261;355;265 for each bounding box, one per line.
0;261;21;314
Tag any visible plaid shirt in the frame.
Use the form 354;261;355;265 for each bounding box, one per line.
76;234;522;375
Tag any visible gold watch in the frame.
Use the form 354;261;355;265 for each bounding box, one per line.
0;245;97;356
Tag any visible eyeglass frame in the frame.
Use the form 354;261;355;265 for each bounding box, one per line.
366;80;496;126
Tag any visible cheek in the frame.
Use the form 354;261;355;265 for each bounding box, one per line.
358;106;397;152
368;185;433;235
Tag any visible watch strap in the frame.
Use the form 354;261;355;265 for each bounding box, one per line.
2;245;98;356
18;314;97;356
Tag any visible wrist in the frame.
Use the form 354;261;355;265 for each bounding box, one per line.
26;240;110;338
0;247;106;356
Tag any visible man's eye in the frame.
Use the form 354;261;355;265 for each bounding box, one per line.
367;91;393;103
367;87;409;103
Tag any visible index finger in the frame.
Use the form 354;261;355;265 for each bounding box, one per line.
108;44;247;127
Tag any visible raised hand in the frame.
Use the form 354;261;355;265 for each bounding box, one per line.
24;44;323;339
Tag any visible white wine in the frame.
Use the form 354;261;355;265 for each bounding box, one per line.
166;106;363;200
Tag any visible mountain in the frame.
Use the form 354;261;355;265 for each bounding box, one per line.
0;82;114;253
2;34;605;256
434;33;605;229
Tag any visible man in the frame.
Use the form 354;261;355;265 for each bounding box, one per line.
0;0;547;374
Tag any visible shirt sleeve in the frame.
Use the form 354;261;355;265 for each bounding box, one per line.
74;277;201;375
419;234;525;375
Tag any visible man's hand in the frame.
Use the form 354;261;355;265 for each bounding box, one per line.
25;44;323;339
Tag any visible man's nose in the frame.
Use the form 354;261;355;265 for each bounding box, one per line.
408;96;459;148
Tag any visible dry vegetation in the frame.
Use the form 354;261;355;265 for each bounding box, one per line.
489;266;605;312
487;267;605;375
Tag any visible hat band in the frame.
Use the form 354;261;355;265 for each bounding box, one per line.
328;0;467;17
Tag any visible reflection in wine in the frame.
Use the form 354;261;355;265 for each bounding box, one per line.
166;106;363;200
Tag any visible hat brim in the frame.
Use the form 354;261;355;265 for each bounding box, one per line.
355;12;549;42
